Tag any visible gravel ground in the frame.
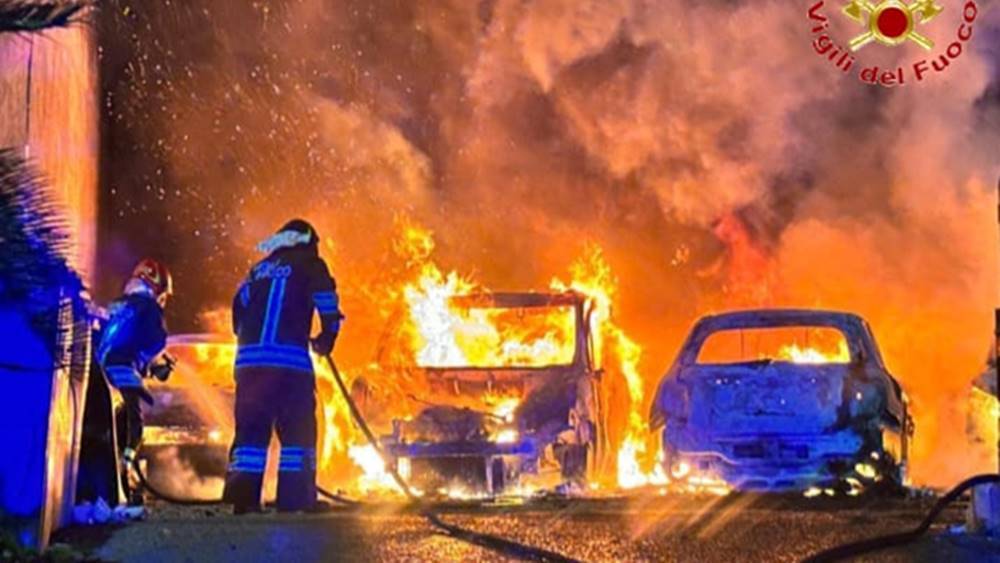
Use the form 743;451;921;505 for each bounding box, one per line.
55;493;1000;562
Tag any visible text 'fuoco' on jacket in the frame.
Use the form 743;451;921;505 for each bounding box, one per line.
231;245;343;373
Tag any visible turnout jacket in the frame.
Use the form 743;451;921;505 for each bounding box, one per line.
97;291;168;391
232;245;343;374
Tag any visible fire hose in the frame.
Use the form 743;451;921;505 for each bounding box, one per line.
320;354;581;563
802;473;1000;562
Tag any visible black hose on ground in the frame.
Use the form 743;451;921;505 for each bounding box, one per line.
802;473;1000;563
321;354;581;563
315;486;360;506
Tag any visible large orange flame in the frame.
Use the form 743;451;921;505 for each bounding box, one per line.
777;341;851;364
177;224;734;495
551;245;666;489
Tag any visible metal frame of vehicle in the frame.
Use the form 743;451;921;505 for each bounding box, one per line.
143;293;606;497
651;309;911;492
143;333;236;448
377;291;605;495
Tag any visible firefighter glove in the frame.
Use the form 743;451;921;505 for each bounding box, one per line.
149;355;176;382
311;331;337;356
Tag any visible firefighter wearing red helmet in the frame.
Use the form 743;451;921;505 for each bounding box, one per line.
131;258;174;306
96;258;176;503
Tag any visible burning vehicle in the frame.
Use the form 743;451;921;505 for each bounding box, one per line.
650;309;912;493
353;291;605;497
137;290;608;499
138;334;236;499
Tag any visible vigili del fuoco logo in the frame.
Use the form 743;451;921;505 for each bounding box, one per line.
808;0;980;87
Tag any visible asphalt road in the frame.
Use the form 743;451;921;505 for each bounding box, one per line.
57;493;1000;562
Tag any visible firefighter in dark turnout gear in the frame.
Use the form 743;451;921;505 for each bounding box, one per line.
96;259;175;501
223;219;343;513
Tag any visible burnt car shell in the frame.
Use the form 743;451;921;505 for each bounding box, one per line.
650;309;910;492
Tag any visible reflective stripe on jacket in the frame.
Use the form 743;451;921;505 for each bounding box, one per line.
97;292;167;389
232;245;342;373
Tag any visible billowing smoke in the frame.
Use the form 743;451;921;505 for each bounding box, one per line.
145;447;225;500
100;0;999;485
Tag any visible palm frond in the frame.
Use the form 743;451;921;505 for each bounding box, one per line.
0;0;89;34
0;147;87;344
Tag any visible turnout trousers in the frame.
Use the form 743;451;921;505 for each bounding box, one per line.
222;366;317;512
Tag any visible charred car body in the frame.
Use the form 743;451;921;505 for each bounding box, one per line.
141;292;605;498
139;334;234;499
651;309;911;492
360;291;605;496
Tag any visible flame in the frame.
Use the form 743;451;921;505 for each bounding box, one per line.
441;486;489;501
402;266;476;367
346;229;668;493
494;398;521;419
617;438;669;489
777;340;851;364
551;246;664;490
384;238;676;492
347;444;402;494
189;342;237;386
313;359;353;465
176;224;701;497
401;226;577;369
683;475;732;496
493;429;519;444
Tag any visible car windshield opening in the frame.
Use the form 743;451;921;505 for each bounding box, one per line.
411;305;578;369
696;325;850;365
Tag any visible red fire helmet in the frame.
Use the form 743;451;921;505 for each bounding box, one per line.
130;258;173;299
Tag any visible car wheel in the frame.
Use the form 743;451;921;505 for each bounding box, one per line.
876;459;908;495
557;443;589;485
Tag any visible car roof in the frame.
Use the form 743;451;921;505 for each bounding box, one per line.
696;308;865;330
449;291;586;308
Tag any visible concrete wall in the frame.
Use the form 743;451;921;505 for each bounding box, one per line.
0;19;99;281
